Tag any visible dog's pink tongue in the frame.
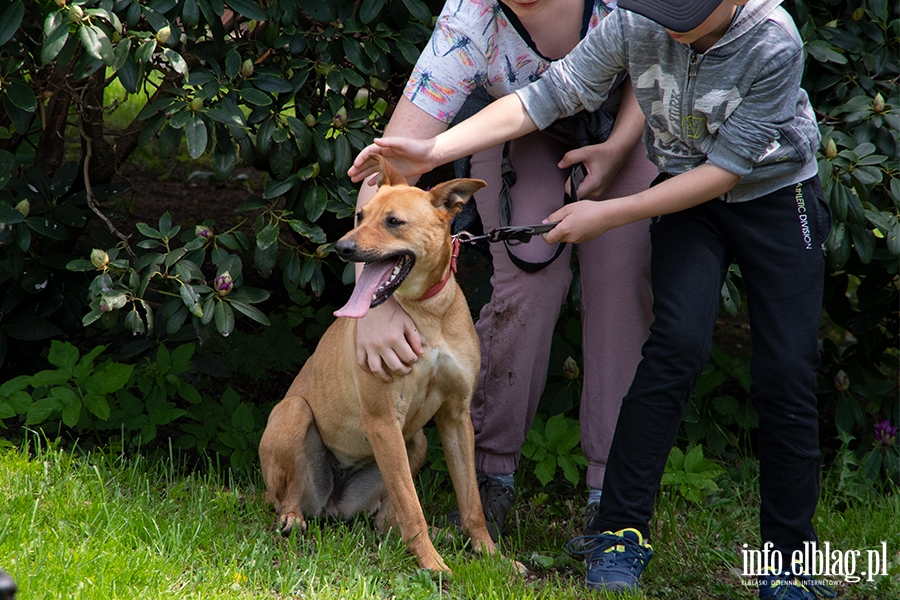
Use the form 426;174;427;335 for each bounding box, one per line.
333;260;395;319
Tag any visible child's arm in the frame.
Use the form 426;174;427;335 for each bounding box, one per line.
542;163;740;244
348;93;537;183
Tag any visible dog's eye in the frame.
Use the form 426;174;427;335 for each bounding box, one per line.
355;211;364;225
386;216;405;227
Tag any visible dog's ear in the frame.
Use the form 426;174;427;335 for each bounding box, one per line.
375;155;409;188
428;179;486;215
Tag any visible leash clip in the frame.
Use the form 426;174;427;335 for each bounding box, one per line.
454;222;559;247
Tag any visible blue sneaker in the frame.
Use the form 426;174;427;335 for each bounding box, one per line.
758;565;836;599
567;528;653;593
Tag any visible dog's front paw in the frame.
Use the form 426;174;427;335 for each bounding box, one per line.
278;513;307;537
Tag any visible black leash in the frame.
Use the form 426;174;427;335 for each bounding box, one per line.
453;159;580;254
454;221;560;246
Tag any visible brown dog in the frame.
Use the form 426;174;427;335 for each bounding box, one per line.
258;157;494;572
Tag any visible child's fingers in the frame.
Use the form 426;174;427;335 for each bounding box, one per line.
542;206;576;244
558;147;589;169
348;143;385;182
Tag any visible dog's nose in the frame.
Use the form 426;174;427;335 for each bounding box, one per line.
335;239;357;259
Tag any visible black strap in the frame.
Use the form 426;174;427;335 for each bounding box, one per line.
498;143;583;273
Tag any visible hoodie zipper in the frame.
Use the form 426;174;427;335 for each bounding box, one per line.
681;50;700;140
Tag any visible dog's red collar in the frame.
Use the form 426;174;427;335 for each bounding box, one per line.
418;238;460;301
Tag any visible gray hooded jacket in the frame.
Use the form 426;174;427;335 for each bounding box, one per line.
517;0;820;202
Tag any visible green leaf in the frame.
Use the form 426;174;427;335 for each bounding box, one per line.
806;43;847;65
0;375;30;398
666;447;685;471
253;74;294;94
164;48;189;74
720;276;740;316
287;117;312;155
110;38;131;73
26;216;68;239
850;224;874;264
239;87;272;106
6;317;61;341
79;24;113;63
214;300;235;336
134;39;157;63
0;1;24;47
359;0;385;24
288;220;326;244
53;387;82;427
4;80;37;113
73;346;106;380
226;0;268;21
185;115;208;159
263;177;298;199
182;0;200;26
0;204;24;226
228;300;270;325
48;340;80;373
400;0;432;23
304;185;327;221
394;38;421;65
92;363;135;394
42;21;70;65
312;129;333;163
256;223;279;250
83;393;111;420
231;402;255;432
136;222;164;239
534;456;556;486
225;48;242;80
180;283;204;318
5;391;31;415
26;396;62;425
0;150;17;190
334;134;352;178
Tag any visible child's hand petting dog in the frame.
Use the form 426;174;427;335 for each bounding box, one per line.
348;137;439;184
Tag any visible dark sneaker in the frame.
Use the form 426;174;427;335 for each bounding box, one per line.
758;565;836;600
583;500;601;532
567;528;653;593
447;470;514;542
0;568;17;600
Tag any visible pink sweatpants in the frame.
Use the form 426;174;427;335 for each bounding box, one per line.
467;132;656;490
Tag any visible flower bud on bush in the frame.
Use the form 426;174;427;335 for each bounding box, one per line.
563;356;580;381
332;107;348;129
155;26;171;45
14;199;29;218
195;225;213;239
190;97;204;112
69;5;84;21
874;420;897;446
214;271;233;296
872;93;884;114
91;249;110;270
240;59;254;77
824;138;837;159
305;114;317;128
833;370;849;392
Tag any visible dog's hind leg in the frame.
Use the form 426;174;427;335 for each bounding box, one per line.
259;395;331;536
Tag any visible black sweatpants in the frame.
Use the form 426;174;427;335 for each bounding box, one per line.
591;176;831;559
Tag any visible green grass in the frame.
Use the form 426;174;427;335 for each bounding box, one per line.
1;440;897;599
